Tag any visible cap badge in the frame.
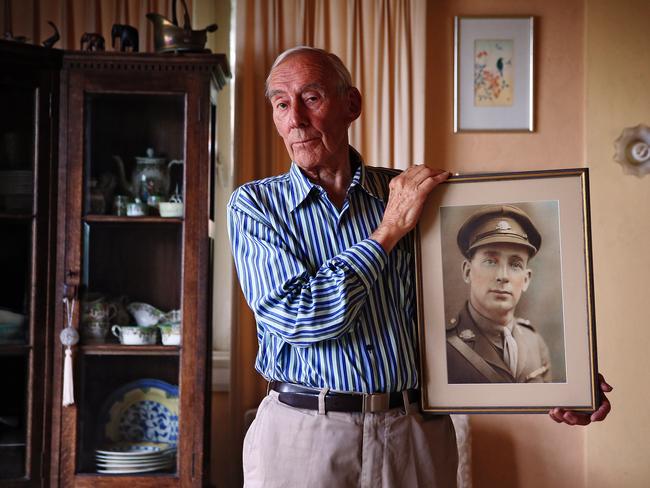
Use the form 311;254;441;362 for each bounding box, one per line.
459;329;476;342
496;220;511;232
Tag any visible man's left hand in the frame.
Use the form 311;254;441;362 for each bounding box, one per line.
548;373;612;426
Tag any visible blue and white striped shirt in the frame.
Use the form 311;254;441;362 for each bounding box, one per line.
227;148;418;393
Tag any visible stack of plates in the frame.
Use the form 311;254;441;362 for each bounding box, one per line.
95;441;176;474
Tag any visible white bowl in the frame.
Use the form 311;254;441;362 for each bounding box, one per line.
159;202;183;218
127;302;163;327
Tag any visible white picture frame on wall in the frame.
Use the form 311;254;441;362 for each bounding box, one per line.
454;16;534;132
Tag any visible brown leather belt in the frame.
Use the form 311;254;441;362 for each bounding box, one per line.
269;381;420;413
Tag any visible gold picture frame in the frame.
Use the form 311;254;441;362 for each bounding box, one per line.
416;169;599;413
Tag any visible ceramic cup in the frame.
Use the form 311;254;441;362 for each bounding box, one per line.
81;321;109;344
126;201;147;216
82;296;117;323
111;325;158;345
158;323;181;346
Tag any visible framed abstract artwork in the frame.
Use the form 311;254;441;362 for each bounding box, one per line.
454;16;534;132
415;169;599;413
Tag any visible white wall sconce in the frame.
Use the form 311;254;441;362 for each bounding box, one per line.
614;124;650;177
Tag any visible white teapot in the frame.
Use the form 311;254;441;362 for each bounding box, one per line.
113;147;182;200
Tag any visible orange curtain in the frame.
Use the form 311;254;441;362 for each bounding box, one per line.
231;0;427;484
1;0;184;52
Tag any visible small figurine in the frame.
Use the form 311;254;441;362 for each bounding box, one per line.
80;32;105;52
3;32;27;43
111;24;139;52
42;21;60;48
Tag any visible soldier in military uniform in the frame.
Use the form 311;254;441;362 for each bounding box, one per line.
446;204;553;384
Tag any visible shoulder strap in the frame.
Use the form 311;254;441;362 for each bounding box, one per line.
448;335;506;383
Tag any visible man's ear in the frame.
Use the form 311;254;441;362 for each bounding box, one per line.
347;87;362;123
461;260;471;284
522;268;532;292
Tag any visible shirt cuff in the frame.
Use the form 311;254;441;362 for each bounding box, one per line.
333;238;388;290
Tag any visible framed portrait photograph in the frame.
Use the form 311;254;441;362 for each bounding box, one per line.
416;169;599;413
454;16;534;132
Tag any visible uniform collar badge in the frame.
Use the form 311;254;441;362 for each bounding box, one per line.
459;329;476;342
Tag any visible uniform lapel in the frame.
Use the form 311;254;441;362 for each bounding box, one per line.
459;305;514;381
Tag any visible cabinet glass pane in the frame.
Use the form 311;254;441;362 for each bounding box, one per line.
0;354;28;479
80;222;182;342
0;220;31;345
0;84;34;213
84;93;185;216
76;355;179;474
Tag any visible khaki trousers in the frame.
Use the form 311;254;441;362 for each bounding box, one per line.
243;391;458;488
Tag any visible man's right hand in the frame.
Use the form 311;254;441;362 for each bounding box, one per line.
371;165;449;253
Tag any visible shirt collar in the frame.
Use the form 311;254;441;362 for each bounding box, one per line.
287;146;383;212
468;300;514;348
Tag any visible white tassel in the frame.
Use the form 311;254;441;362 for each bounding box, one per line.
62;347;74;406
60;297;79;407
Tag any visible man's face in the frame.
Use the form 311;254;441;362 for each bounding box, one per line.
462;243;532;323
266;52;361;171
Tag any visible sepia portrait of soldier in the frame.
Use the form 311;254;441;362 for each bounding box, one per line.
445;204;557;384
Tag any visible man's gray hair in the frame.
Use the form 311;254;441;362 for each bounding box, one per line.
265;46;353;98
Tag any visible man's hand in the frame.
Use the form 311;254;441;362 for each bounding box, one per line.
371;165;449;253
548;374;612;426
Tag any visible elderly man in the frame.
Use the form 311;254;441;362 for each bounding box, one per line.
446;204;552;384
228;46;611;488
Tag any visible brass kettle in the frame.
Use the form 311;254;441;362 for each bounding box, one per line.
147;0;217;53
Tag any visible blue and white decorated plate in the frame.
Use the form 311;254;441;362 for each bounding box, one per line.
98;379;179;447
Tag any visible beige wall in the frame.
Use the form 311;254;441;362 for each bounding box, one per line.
425;1;587;486
452;1;650;487
585;1;650;487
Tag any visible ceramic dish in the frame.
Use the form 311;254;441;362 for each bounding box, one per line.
158;202;183;218
96;454;174;465
96;458;174;469
95;441;174;457
158;323;181;346
97;379;179;447
127;302;164;327
96;463;174;475
111;324;158;345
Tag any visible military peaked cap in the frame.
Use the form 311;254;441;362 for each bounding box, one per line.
456;204;541;258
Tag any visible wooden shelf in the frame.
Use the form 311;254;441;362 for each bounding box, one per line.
80;344;180;356
0;213;33;220
0;344;31;355
70;473;179;487
83;215;182;224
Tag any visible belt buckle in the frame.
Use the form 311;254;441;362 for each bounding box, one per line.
362;393;390;413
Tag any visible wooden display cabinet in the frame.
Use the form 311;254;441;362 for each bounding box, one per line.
0;40;61;486
51;52;229;487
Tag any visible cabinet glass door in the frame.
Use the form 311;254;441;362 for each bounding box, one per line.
76;92;185;475
0;82;35;480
